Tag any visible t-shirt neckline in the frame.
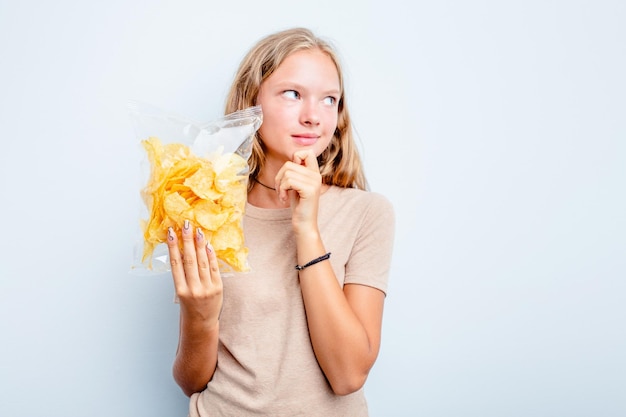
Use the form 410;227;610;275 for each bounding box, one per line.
245;186;339;221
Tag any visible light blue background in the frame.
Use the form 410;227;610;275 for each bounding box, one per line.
1;1;624;416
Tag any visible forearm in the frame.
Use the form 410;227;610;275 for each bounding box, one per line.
173;316;219;397
296;233;380;395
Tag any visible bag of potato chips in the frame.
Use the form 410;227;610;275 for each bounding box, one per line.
128;101;262;275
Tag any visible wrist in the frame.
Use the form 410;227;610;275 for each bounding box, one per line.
296;252;331;270
293;222;320;240
180;309;220;333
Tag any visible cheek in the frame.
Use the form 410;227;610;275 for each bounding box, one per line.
258;108;280;136
324;113;339;135
261;105;290;130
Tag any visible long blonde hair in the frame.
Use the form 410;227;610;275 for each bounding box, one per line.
224;28;368;191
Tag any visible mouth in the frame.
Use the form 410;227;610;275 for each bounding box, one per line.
292;134;319;146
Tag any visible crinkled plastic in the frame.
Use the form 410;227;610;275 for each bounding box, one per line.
128;101;262;275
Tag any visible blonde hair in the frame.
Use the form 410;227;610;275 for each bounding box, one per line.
224;28;368;191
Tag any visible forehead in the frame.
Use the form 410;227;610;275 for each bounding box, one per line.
268;49;341;90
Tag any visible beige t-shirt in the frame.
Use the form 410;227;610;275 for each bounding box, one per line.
189;186;395;417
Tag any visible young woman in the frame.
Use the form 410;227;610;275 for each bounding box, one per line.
166;27;395;416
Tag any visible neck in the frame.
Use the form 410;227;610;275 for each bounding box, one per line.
253;177;276;191
248;176;286;209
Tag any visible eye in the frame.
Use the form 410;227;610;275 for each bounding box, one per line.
323;96;337;106
283;90;300;99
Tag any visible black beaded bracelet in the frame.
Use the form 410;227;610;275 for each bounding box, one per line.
295;252;331;270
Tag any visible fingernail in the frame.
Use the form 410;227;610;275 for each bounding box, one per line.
196;228;204;241
206;242;213;253
168;227;175;241
183;220;190;231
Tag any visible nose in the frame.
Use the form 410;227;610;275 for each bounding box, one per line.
300;100;320;126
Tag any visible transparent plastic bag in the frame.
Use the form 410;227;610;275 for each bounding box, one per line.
128;101;262;275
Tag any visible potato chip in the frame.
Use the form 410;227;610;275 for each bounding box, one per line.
163;192;192;224
184;167;220;200
194;200;230;231
140;136;250;272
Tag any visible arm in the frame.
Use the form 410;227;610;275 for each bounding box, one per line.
167;221;223;397
296;232;385;395
276;151;391;395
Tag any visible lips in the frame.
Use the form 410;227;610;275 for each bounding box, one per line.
292;133;319;146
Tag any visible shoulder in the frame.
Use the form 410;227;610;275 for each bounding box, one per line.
325;186;395;217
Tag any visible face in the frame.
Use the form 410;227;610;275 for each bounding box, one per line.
255;49;341;167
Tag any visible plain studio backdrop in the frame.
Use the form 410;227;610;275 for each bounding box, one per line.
0;1;624;416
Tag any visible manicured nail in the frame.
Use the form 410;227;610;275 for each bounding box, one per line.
168;227;175;241
206;242;213;253
196;228;204;241
183;220;190;231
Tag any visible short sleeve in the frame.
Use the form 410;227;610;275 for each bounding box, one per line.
344;192;395;295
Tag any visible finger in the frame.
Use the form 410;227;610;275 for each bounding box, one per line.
276;167;304;203
166;226;187;293
194;227;212;285
276;161;320;203
275;162;294;203
293;149;319;171
205;241;222;285
181;219;201;287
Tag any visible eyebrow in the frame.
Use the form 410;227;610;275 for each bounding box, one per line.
274;81;340;96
